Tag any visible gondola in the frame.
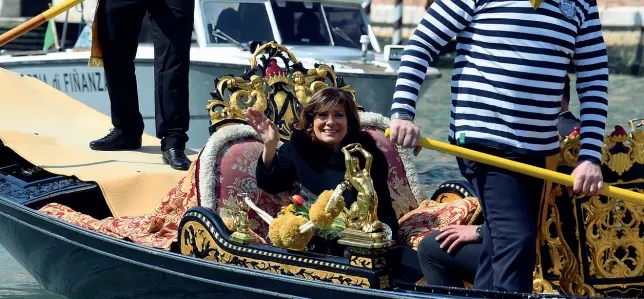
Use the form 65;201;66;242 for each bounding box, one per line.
1;30;643;299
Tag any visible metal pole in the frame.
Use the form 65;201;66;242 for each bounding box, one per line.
60;10;69;50
392;0;402;45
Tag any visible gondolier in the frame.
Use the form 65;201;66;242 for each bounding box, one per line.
387;0;609;293
87;0;194;170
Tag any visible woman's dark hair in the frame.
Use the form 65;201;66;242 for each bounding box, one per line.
293;87;361;142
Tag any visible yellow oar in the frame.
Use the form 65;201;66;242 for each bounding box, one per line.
0;0;85;47
384;128;644;205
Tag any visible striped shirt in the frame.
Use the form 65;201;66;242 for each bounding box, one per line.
391;0;609;164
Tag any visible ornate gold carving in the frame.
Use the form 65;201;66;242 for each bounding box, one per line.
583;191;644;279
207;41;362;141
629;118;644;130
559;133;580;168
536;120;644;297
180;215;370;288
220;193;258;244
631;121;644;165
342;143;384;233
346;246;388;269
535;184;596;296
339;228;394;249
379;275;391;289
606;153;634;176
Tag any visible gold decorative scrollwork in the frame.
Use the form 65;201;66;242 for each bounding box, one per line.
349;255;386;269
181;218;371;288
207;41;362;141
379;275;390;289
560;133;580;168
583;191;644;279
536;121;644;297
535;184;596;296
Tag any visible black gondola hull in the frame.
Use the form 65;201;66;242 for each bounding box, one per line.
0;195;469;299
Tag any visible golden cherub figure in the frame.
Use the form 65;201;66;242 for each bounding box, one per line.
292;71;311;106
342;143;384;233
249;74;268;112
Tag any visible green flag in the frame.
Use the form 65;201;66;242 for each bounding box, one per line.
43;20;57;51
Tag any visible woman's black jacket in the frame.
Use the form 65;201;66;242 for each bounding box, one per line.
256;129;400;237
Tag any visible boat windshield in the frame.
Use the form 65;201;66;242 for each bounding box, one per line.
271;1;371;50
200;0;274;46
323;6;372;49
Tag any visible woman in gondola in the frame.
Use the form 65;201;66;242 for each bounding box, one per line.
244;87;400;252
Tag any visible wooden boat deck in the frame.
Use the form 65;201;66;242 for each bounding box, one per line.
0;67;198;217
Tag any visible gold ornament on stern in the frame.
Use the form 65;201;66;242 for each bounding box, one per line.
206;41;363;140
533;119;644;297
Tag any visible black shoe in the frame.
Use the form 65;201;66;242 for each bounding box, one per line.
89;128;142;151
162;148;191;170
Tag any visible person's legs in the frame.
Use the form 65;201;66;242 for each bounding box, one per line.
464;152;545;293
98;0;146;137
147;0;193;151
458;157;493;290
417;230;482;287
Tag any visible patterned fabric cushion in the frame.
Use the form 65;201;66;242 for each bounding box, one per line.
364;127;419;218
397;197;481;250
212;138;291;238
39;159;201;250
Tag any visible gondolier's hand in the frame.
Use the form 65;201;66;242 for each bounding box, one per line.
244;108;279;152
568;160;603;197
389;119;422;156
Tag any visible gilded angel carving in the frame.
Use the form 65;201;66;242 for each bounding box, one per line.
292;71;312;106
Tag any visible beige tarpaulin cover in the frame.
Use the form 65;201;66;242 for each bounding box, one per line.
0;67;197;217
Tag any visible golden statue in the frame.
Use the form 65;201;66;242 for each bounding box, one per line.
249;74;268;113
342;143;384;233
223;193;257;244
292;71;311;106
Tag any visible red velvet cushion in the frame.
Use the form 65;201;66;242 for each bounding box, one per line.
213;138;290;238
364;127;419;218
397;197;481;250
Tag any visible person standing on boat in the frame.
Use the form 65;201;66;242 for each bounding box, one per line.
88;0;193;170
416;75;581;288
387;0;609;293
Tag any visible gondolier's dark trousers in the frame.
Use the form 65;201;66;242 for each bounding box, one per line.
456;144;547;293
97;0;194;150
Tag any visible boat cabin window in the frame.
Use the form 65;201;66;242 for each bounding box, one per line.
201;1;274;45
323;6;372;50
271;1;331;46
271;1;372;50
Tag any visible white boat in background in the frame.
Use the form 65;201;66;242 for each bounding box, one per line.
0;0;440;150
